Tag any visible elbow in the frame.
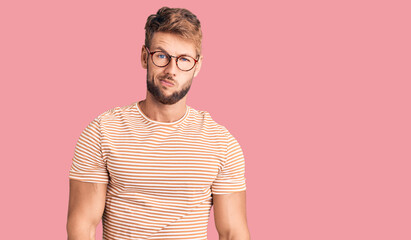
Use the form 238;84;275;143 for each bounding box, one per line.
218;229;251;240
66;216;98;240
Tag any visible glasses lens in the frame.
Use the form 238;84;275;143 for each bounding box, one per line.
177;56;196;71
152;52;170;67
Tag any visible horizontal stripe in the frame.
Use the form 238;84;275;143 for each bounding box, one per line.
69;101;246;239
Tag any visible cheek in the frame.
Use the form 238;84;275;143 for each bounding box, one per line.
179;74;193;86
147;67;159;79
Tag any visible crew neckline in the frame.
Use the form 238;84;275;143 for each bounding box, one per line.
135;101;190;126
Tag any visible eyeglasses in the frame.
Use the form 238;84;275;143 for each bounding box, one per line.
145;46;198;71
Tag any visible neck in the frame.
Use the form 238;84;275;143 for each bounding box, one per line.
138;95;187;123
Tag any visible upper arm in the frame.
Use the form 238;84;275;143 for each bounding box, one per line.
211;129;247;195
67;116;110;238
67;179;107;230
212;128;249;238
213;190;250;239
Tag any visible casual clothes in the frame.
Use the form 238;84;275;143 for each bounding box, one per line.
69;101;247;239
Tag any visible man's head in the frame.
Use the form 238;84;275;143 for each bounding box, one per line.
145;7;202;57
141;7;203;105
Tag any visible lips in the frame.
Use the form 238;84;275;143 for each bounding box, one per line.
160;78;175;86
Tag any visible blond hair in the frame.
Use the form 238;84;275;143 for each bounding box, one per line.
145;7;202;57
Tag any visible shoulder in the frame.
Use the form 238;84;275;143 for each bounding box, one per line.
94;102;137;122
190;107;243;150
189;106;232;138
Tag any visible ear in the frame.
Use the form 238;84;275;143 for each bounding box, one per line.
193;55;203;78
141;45;148;69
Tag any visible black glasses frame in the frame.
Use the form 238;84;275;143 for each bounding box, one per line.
145;46;198;71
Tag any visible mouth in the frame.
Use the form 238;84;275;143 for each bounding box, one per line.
160;79;175;87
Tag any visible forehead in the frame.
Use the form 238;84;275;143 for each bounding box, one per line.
150;32;197;57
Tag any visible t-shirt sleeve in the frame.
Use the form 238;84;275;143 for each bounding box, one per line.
69;116;109;184
211;129;247;195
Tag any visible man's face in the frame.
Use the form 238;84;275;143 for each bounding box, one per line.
141;32;202;105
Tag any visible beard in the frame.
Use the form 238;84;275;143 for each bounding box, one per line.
146;72;193;105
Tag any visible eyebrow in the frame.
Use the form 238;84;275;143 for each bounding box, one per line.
152;46;195;59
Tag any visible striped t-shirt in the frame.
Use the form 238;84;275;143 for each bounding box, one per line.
69;101;247;240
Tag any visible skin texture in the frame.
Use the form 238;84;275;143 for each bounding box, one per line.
213;191;250;240
67;180;107;240
67;31;250;240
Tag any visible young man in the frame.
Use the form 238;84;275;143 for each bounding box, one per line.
67;7;250;240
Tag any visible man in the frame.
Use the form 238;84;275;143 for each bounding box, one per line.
67;7;250;240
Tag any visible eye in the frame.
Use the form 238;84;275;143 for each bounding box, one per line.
179;57;191;62
157;53;167;59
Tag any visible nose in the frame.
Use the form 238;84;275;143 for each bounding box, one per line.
164;57;178;76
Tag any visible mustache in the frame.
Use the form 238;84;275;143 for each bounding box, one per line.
158;75;175;82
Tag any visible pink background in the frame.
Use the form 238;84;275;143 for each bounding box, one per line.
1;0;410;239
